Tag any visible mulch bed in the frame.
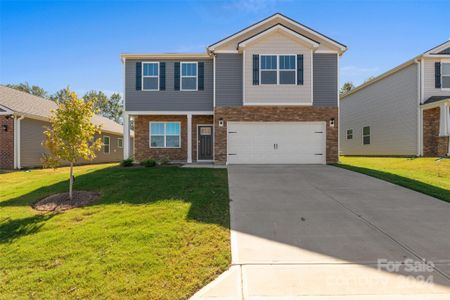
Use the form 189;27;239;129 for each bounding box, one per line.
32;191;101;212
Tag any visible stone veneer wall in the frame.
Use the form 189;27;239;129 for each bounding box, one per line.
423;107;449;157
214;106;338;164
0;116;14;169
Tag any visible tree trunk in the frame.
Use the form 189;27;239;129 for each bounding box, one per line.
69;162;73;200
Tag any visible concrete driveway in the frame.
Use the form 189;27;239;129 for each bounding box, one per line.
193;165;450;299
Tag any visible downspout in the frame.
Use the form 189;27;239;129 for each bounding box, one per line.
414;58;422;156
14;115;25;169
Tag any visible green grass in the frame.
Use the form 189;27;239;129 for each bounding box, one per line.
337;157;450;203
0;164;230;299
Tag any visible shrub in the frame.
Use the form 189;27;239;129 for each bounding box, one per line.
120;158;134;167
141;159;157;168
158;156;170;166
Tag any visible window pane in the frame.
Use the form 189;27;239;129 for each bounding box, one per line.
104;145;110;153
182;77;197;90
261;70;277;84
363;126;370;135
279;71;295;84
103;136;110;144
151;123;164;135
442;63;450;75
166;136;180;148
143;77;158;90
151;136;164;147
143;63;158;76
279;55;295;70
182;63;197;76
166;122;180;135
363;136;370;145
442;76;450;88
261;55;277;70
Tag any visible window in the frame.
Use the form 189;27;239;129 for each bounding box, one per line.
260;55;277;84
103;136;110;154
362;126;370;145
346;129;353;140
279;55;296;84
181;62;197;91
150;122;181;148
117;138;123;148
142;62;159;91
442;62;450;89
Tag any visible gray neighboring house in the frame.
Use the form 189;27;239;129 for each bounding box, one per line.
0;85;133;169
122;13;347;165
340;41;450;157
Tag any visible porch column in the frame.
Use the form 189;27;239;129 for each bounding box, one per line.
123;112;130;159
187;113;192;163
439;103;449;137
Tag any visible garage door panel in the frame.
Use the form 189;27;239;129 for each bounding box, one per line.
227;122;326;164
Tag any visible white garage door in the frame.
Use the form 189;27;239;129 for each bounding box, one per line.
227;122;326;164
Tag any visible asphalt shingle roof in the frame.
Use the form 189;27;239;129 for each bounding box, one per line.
423;96;450;105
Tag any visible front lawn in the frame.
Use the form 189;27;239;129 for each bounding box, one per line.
337;157;450;203
0;164;230;299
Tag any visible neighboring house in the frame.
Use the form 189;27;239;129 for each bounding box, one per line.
121;13;346;165
340;41;450;157
0;86;133;169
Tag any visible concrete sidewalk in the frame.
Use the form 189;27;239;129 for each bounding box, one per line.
192;165;450;299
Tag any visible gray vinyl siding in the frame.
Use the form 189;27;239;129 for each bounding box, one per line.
125;59;213;111
313;53;338;107
20;118;127;168
340;63;419;156
215;54;243;106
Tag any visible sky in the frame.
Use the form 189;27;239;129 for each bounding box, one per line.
0;0;449;96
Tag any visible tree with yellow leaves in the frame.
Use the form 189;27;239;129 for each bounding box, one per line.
42;88;102;200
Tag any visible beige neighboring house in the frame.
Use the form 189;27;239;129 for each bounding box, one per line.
0;85;133;169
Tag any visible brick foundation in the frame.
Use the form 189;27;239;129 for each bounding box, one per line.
214;106;338;164
423;107;449;157
0;116;14;169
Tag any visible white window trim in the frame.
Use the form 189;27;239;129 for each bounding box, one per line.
259;54;297;85
441;60;450;90
117;138;123;148
149;121;181;149
180;61;198;91
346;129;353;140
103;136;111;154
362;126;370;145
142;62;160;91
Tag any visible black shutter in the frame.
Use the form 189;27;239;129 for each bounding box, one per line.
198;62;204;90
159;62;166;90
252;54;259;85
435;62;441;88
297;55;304;85
174;62;180;90
136;62;142;90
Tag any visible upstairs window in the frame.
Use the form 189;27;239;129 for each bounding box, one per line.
181;62;197;91
142;62;159;91
260;55;277;84
442;62;450;89
346;129;353;140
279;55;296;84
362;126;370;145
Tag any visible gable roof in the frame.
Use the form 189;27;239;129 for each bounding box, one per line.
423;40;450;56
208;13;347;53
237;23;320;50
342;40;450;99
0;85;125;135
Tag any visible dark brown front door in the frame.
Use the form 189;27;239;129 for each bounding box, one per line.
198;125;213;160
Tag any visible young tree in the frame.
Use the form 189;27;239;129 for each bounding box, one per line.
6;82;49;98
42;88;102;199
339;82;355;96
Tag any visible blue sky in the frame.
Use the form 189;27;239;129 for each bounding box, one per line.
1;0;449;96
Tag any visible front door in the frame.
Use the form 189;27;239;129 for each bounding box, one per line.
198;125;213;161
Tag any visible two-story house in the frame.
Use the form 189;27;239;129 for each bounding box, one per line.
341;41;450;157
121;13;347;164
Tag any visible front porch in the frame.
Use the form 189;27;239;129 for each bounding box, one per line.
122;112;214;163
422;97;450;157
